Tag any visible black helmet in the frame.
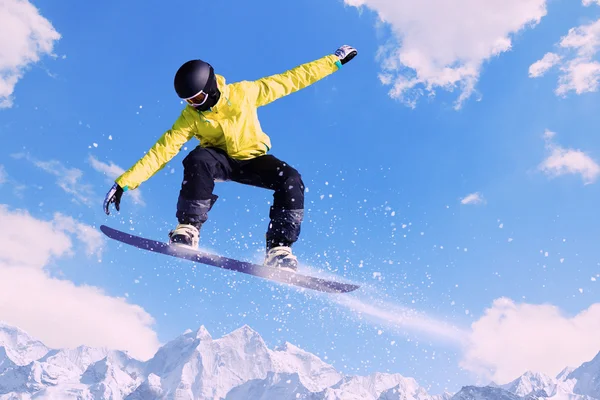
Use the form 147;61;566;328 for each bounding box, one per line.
173;59;215;99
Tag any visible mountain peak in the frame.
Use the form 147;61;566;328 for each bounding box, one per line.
233;324;256;334
568;351;600;399
502;370;555;397
0;321;49;365
0;321;37;343
0;321;597;400
224;324;262;343
195;325;211;340
556;366;575;381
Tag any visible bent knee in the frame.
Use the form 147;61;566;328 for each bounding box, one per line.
279;168;303;191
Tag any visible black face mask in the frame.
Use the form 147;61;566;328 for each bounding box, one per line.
193;69;221;111
193;89;220;111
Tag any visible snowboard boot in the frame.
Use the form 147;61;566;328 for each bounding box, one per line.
264;245;298;273
168;223;199;249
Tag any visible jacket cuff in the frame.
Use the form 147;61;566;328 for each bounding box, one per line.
115;176;131;191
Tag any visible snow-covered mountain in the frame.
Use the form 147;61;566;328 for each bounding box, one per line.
568;352;600;399
0;322;598;400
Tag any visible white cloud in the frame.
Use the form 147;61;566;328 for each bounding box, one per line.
543;129;556;141
530;15;600;96
538;130;600;184
12;153;95;206
460;297;600;384
33;160;93;204
529;52;561;77
0;204;160;360
461;192;485;205
344;0;547;109
0;204;73;269
0;164;6;184
0;0;61;108
583;0;600;6
88;155;125;179
88;155;145;206
52;213;104;258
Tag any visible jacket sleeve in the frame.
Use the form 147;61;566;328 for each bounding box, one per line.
115;112;195;191
247;54;342;107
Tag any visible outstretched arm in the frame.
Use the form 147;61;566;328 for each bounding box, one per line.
247;45;357;108
115;112;196;191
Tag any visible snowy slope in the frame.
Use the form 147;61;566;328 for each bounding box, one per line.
501;371;557;397
225;371;319;399
0;323;48;366
0;321;599;400
321;372;429;400
271;342;342;391
569;352;600;399
452;386;522;400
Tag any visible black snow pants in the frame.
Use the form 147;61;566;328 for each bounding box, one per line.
176;146;305;249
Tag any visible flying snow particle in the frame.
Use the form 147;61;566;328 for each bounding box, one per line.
560;258;565;263
108;135;113;140
378;330;383;335
579;288;584;294
93;143;98;148
499;223;504;228
508;238;513;242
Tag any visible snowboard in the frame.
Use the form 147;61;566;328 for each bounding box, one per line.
99;225;360;294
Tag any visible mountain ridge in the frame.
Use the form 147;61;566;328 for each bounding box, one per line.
0;321;598;400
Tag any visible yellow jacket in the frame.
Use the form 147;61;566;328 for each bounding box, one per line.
115;54;343;191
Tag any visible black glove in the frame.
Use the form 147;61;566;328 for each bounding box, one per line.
103;183;124;215
334;45;358;65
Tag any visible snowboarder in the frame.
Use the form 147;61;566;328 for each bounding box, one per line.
103;45;358;272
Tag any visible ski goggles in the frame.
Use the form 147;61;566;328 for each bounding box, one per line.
184;90;208;107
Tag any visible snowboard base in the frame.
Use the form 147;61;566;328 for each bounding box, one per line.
100;225;360;294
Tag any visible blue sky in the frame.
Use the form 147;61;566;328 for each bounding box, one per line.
2;0;600;393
